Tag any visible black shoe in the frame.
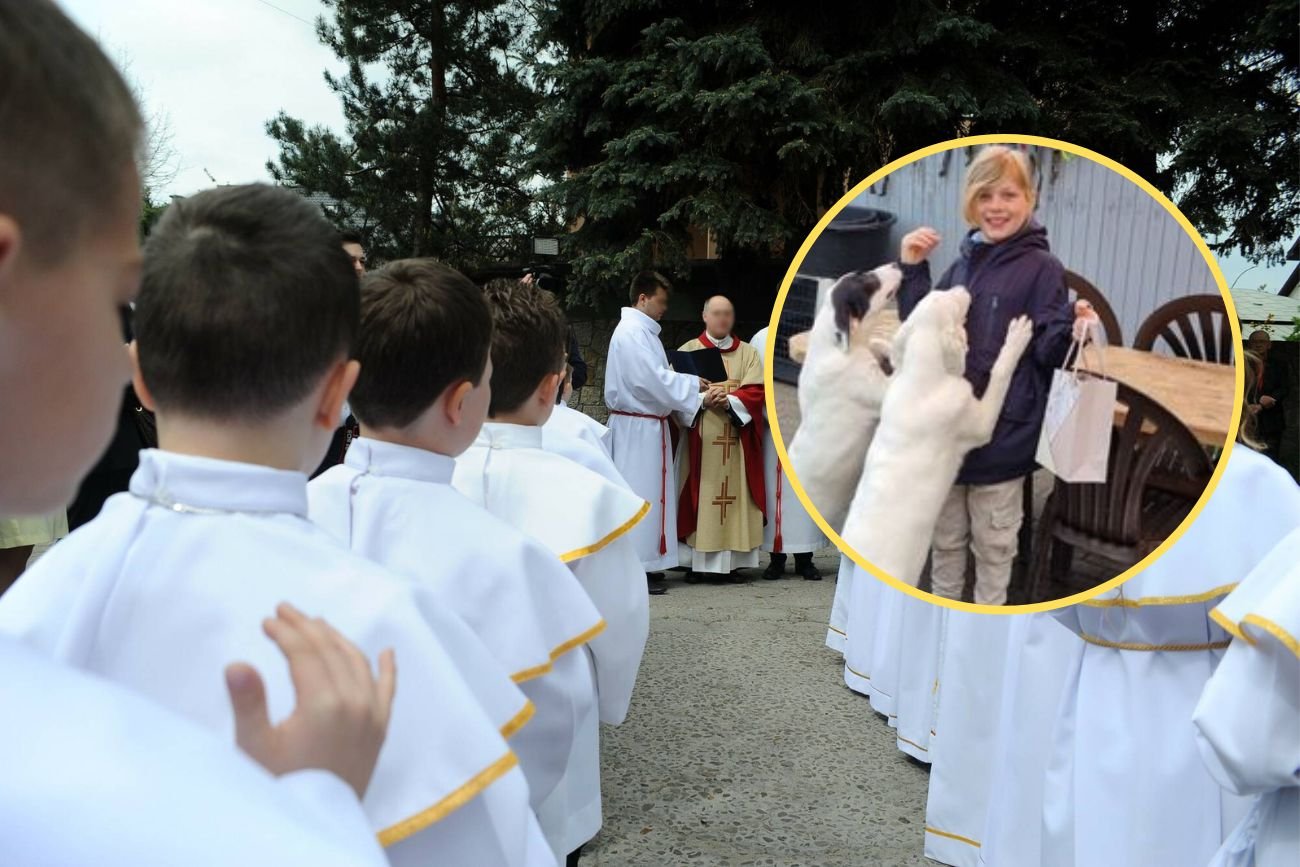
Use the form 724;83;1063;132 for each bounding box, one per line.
761;559;785;581
727;570;749;584
798;561;823;581
647;572;668;595
684;571;704;584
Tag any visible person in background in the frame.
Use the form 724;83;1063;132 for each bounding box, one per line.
1246;330;1288;466
340;229;366;277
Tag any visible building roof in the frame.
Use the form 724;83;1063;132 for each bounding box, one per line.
1231;286;1300;337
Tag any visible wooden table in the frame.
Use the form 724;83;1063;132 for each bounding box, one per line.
1078;345;1236;446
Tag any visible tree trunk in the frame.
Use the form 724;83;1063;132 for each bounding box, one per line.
413;0;447;257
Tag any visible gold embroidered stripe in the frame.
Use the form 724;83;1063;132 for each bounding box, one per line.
827;624;846;636
1242;614;1300;659
559;500;651;563
499;701;535;739
509;620;609;684
1082;583;1238;608
377;751;519;846
925;826;981;848
1079;631;1230;652
897;733;929;753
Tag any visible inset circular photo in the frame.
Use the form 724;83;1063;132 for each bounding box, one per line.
766;135;1242;612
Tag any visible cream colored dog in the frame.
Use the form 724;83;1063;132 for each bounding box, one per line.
841;287;1033;586
787;264;902;533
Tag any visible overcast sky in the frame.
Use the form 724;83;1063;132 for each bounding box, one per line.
63;0;345;198
61;0;1293;291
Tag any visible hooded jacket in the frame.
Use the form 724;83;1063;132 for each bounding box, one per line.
897;221;1074;485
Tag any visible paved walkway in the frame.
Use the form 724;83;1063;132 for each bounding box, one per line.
584;555;932;866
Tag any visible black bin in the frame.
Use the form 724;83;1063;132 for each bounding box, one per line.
774;207;895;384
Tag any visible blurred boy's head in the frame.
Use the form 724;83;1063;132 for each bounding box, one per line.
0;0;144;514
484;281;566;425
132;184;360;469
962;145;1036;243
349;259;494;456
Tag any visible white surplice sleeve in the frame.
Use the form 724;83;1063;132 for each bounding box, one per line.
1194;629;1300;797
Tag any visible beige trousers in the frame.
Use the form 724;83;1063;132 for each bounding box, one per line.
929;477;1024;606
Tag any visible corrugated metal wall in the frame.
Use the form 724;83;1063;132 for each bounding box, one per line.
850;145;1217;344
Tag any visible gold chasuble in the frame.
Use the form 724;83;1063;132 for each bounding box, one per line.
675;334;767;555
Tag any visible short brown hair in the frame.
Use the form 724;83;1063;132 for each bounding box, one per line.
484;281;567;416
0;0;143;265
135;184;359;421
350;259;493;429
630;270;672;306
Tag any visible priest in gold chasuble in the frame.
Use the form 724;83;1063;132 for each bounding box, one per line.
673;296;766;579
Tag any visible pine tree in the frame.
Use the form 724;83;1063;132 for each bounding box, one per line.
532;0;1298;307
267;0;550;265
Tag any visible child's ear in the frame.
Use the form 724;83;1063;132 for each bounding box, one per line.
317;358;360;431
445;379;474;426
0;215;21;294
128;341;158;411
540;371;562;406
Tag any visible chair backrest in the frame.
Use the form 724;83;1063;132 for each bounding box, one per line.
1055;381;1212;547
1133;294;1233;364
1065;270;1123;347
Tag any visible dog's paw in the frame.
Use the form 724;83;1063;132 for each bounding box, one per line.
1004;315;1034;355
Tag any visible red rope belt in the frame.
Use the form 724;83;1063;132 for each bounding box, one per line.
774;459;784;553
610;410;671;554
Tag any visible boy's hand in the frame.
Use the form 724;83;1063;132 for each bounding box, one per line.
1260;395;1277;409
900;227;941;265
226;603;397;800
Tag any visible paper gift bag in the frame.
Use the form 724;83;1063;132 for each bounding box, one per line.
1036;337;1116;483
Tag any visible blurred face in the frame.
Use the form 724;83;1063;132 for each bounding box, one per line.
637;286;670;321
973;179;1032;243
703;297;734;340
0;165;141;514
1248;332;1271;357
342;241;366;277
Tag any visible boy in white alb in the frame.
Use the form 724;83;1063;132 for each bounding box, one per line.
0;5;405;862
309;259;606;858
454;280;652;866
0;185;554;867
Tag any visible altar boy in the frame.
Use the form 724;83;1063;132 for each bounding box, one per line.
453;280;651;865
0;184;553;867
309;258;607;858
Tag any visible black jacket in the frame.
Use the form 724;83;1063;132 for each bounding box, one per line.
898;222;1074;485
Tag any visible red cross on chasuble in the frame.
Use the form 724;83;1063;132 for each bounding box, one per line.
676;331;768;543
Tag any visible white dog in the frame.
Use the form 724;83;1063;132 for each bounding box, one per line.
787;263;902;533
841;287;1033;586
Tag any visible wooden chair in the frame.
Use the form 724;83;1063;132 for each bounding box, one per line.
1133;294;1233;364
1028;381;1213;603
1065;270;1123;347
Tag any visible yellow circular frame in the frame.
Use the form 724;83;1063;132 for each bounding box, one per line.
763;133;1244;615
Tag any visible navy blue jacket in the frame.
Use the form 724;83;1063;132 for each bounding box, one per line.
897;222;1073;485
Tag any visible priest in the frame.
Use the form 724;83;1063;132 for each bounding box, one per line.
747;326;827;581
604;271;706;594
674;296;766;582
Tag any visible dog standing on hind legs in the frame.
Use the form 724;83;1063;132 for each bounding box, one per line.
841;287;1034;586
787;264;902;534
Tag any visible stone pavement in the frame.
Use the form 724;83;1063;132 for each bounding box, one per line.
582;554;932;867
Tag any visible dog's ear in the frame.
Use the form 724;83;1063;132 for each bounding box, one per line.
832;271;880;343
